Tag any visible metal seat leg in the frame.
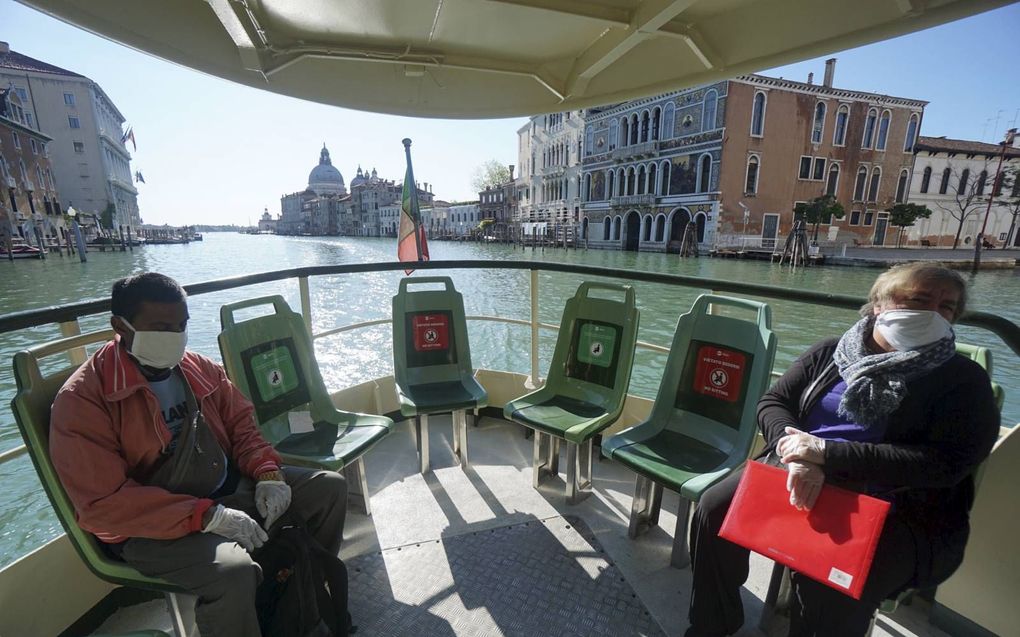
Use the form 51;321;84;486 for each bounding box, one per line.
670;498;692;568
165;592;190;637
344;456;372;516
453;409;469;469
565;438;593;504
532;431;560;488
628;476;663;538
415;414;430;474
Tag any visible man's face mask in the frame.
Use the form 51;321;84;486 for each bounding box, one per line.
874;309;953;351
118;317;188;369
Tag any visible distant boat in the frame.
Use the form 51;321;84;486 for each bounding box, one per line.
192;233;204;241
0;238;44;259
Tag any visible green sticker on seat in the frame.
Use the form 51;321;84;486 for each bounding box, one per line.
576;323;616;367
251;346;299;401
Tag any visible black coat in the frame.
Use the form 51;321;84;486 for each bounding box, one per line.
756;337;1000;583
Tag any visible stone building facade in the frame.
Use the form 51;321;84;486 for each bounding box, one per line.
580;83;724;251
516;111;585;231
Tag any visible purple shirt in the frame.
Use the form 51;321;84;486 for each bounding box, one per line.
803;380;888;443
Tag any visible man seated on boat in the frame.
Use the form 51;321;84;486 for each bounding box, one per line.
685;263;1000;637
49;272;347;637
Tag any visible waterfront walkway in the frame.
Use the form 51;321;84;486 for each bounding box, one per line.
828;246;1019;269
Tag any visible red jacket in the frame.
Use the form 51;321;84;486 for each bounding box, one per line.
50;339;281;543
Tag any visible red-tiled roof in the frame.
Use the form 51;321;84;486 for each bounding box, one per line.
0;48;83;78
916;136;1020;158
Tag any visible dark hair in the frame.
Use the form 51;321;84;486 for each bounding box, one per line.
111;272;187;321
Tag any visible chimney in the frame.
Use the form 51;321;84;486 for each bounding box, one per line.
807;72;814;85
823;58;836;88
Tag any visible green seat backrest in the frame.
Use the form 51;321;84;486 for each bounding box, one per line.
956;342;1005;411
391;277;477;389
544;282;640;412
10;331;181;591
218;296;334;443
651;294;776;458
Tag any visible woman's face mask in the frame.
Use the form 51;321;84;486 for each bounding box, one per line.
874;309;953;351
118;317;188;369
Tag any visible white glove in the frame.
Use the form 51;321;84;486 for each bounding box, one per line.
777;426;826;465
786;461;824;511
202;505;269;552
255;479;292;530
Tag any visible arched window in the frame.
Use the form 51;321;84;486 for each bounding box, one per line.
939;167;951;194
613;215;622;240
904;113;919;152
620;117;629;147
642;215;652;241
662;102;675;140
833;105;849;146
660;161;671;195
862;108;877;148
636;165;647;194
584;173;592;202
609;119;618;150
920;166;932;193
654;215;666;242
649;163;658;195
651;107;661;141
703;90;718;131
617;168;626;196
895;169;909;203
745;155;760;194
854;166;868;201
867;167;881;202
698;154;712;192
603;216;611;240
811;102;826;144
628;167;637;195
585;127;594;156
630;114;639;145
876;110;891;150
826;164;840;197
958;169;970;195
640;111;650;143
606;171;614;199
976;170;988;196
751;92;766;136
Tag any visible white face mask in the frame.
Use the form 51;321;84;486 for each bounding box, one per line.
874;309;953;351
118;317;188;369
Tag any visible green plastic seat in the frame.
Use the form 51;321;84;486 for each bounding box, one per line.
602;294;776;567
757;340;1006;633
504;281;640;503
218;295;393;515
392;277;488;473
11;331;190;637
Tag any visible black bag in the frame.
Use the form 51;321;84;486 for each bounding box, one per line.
254;515;354;637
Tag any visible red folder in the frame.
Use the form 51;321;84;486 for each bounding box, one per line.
718;461;890;599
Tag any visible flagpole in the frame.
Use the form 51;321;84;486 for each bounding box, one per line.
402;138;424;261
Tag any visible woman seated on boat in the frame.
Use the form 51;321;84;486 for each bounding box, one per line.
49;272;348;637
685;262;1000;637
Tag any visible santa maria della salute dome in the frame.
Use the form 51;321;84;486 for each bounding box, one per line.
307;144;346;196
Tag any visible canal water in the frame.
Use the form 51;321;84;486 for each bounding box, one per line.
1;233;1018;566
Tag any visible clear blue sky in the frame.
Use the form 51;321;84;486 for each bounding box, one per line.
2;1;1018;226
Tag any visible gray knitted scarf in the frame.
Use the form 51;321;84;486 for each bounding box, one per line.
833;315;956;426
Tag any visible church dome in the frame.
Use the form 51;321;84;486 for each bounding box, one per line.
350;165;367;188
308;145;346;195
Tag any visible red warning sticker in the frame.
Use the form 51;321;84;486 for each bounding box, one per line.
692;345;746;403
412;314;450;352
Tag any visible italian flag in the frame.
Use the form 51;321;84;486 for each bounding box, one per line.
398;138;429;273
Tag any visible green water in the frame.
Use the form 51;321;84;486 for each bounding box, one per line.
1;234;1018;566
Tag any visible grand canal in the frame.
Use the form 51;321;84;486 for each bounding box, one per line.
1;233;1018;566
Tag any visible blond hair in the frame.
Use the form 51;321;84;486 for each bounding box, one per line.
861;262;968;322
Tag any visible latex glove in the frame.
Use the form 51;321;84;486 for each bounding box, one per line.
255;479;292;530
777;426;826;465
202;505;269;552
786;461;824;511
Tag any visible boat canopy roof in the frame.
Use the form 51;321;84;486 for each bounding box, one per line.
18;0;1012;118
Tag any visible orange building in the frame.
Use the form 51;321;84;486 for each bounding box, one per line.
717;60;925;248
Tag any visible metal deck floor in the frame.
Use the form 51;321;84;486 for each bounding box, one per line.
94;416;950;637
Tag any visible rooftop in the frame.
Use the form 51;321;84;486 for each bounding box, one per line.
0;45;83;78
915;135;1020;158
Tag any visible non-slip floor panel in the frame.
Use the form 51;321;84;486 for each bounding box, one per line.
347;515;665;636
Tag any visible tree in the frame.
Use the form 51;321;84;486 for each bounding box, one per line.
100;203;116;230
792;195;845;242
933;160;992;249
471;160;512;193
888;203;932;248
